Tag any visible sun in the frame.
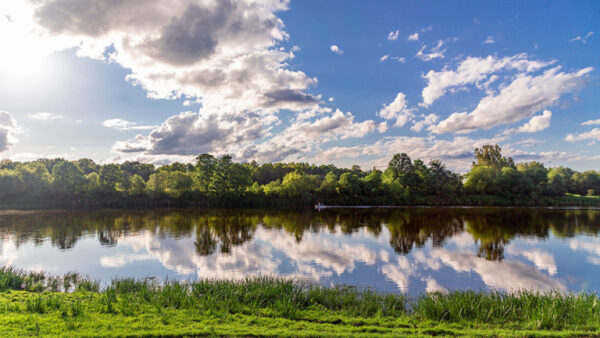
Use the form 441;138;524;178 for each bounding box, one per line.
0;2;52;83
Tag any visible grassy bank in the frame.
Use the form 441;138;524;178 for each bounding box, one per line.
1;268;599;337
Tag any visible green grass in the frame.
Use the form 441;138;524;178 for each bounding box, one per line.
0;267;599;337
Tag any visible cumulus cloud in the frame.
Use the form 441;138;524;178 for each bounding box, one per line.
102;119;157;131
408;32;419;41
571;31;594;43
393;56;406;63
503;110;552;135
410;114;439;132
316;135;505;171
515;110;552;133
0;111;18;153
379;54;390;62
115;108;379;163
330;45;343;55
113;110;275;156
388;30;399;41
421;54;554;108
565;128;600;142
230;109;379;162
431;66;592;134
314;133;581;171
26;0;318;113
27;112;63;121
377;92;414;127
415;40;445;61
581;119;600;126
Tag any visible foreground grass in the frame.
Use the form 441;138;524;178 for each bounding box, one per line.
1;267;599;337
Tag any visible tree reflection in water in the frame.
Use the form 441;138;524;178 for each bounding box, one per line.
0;208;599;261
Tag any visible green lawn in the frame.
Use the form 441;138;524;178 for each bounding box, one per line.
0;267;599;337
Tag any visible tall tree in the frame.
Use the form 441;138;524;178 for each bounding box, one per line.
472;145;515;171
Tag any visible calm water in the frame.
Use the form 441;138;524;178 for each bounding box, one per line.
0;207;599;295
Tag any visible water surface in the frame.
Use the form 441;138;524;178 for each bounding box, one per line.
0;207;599;295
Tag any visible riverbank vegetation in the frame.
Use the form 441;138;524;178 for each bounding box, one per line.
0;267;598;336
1;144;599;208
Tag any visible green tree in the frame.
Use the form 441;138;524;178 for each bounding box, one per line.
464;166;498;195
472;145;515;171
195;154;216;192
99;164;126;193
76;158;99;175
52;161;86;195
128;174;146;196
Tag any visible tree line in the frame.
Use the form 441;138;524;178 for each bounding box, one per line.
0;144;598;209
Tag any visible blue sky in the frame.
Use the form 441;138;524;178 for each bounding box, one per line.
0;0;598;170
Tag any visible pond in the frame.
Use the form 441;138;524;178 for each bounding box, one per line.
0;207;599;295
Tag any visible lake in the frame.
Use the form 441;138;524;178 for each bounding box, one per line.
0;207;598;295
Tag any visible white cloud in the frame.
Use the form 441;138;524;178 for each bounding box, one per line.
233;109;378;162
515;110;552;133
328;97;334;102
113;110;275;156
27;112;63;121
503;110;552;135
421;54;554;108
316;135;505;171
102;118;158;131
415;40;445;61
483;36;495;44
114;108;379;163
377;121;388;133
380;55;405;63
408;32;419;41
0;111;18;153
314;133;581;171
571;31;594;43
377;92;414;127
431;66;592;134
387;30;399;41
24;0;319;113
410;114;439;132
565;128;600;142
330;45;343;55
581;119;600;126
510;138;543;147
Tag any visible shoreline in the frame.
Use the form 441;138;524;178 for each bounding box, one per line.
1;195;599;212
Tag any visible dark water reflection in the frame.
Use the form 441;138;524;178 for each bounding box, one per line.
0;207;599;295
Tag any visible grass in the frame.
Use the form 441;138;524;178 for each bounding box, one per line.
0;267;599;336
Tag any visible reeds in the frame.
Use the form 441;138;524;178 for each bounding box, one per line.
1;266;599;330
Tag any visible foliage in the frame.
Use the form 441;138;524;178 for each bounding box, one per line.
0;145;599;209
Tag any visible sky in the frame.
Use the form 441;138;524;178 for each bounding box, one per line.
0;0;598;171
